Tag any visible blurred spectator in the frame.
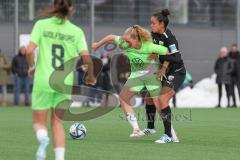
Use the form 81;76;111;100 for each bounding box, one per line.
76;56;103;107
98;54;111;105
0;49;11;106
76;59;86;86
11;47;30;106
76;58;90;106
229;44;240;107
99;54;111;90
215;47;235;108
87;56;103;107
113;54;130;93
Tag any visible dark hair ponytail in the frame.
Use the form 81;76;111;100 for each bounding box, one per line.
39;0;72;20
153;9;170;27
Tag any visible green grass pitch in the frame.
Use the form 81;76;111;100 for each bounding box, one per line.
0;107;240;160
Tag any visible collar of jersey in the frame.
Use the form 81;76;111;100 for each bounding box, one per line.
51;16;69;24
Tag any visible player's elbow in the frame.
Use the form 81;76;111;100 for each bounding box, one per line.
26;47;32;55
107;34;116;41
26;42;37;55
26;49;33;56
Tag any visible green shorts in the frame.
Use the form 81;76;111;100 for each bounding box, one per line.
32;91;70;110
124;74;162;98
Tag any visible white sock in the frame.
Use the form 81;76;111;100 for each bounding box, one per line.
36;129;49;142
54;147;65;160
171;125;178;139
126;112;139;130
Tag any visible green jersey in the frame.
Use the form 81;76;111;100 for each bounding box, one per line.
30;17;88;92
114;36;168;77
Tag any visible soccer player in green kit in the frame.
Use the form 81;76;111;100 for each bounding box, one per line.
26;0;96;160
92;25;170;138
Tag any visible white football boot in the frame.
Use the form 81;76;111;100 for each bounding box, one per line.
36;137;49;160
155;134;173;144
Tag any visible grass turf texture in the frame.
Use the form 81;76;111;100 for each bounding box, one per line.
0;107;240;160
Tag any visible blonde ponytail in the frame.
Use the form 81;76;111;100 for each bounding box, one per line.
124;25;152;42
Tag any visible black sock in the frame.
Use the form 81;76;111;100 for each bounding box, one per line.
145;104;156;129
159;106;172;137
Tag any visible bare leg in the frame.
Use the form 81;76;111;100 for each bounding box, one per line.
119;86;144;137
33;110;48;134
119;86;136;113
156;87;175;138
155;87;175;110
51;109;66;160
51;109;65;148
33;110;49;160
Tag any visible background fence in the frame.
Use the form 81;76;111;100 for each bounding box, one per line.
0;0;239;82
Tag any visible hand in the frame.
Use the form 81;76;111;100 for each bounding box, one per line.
157;67;167;81
148;54;159;60
85;74;96;86
92;43;99;51
28;67;35;78
81;64;88;72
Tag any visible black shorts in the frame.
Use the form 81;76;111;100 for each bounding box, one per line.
162;67;186;92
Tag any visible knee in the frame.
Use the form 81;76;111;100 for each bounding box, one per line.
51;114;62;127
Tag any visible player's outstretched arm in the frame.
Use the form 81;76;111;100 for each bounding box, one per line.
92;34;117;51
151;43;170;56
147;43;170;80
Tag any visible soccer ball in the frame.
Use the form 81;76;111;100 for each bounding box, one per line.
69;122;87;140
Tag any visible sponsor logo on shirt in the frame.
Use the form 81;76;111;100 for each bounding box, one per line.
158;41;164;45
175;67;184;73
131;58;144;68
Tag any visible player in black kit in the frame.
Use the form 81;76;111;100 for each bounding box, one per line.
142;9;186;144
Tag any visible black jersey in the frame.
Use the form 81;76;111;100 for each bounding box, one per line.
151;29;184;74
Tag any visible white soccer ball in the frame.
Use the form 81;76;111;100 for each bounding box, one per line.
69;122;87;140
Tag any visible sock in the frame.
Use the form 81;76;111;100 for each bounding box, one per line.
54;147;65;160
36;129;49;143
159;106;172;137
145;104;156;129
126;112;139;130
